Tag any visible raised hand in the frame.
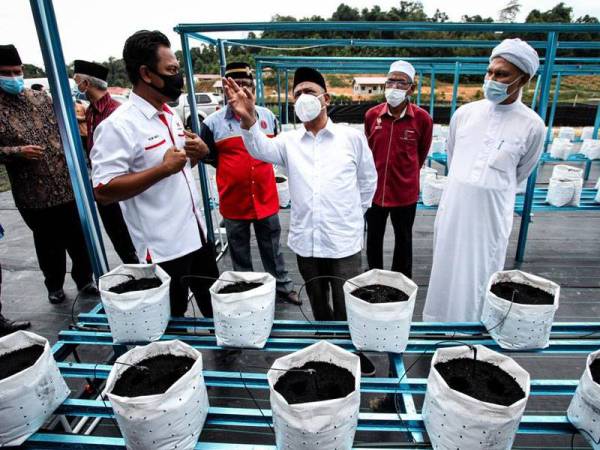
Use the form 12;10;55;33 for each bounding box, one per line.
222;77;256;129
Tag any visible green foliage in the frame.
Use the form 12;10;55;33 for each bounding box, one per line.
22;64;45;78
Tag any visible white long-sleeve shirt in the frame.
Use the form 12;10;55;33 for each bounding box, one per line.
241;119;377;259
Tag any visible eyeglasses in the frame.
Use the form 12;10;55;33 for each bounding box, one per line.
385;79;412;89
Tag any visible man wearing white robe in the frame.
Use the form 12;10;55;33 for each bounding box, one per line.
423;38;546;322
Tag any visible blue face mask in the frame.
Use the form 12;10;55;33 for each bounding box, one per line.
0;75;25;95
482;76;522;104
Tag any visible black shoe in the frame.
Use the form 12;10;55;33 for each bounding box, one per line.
369;394;396;412
79;282;99;296
357;352;376;377
48;289;66;304
277;290;302;305
0;315;31;335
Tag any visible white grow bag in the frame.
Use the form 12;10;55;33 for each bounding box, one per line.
581;139;600;160
596;178;600;204
558;126;576;141
481;270;560;350
422;175;448;206
210;271;276;348
547;176;583;207
103;340;209;450
268;341;360;450
99;264;171;344
0;331;70;446
423;345;530;450
581;127;595;141
429;137;446;154
420;166;437;191
550;138;575;160
567;350;600;449
344;269;417;353
276;174;291;208
433;124;449;139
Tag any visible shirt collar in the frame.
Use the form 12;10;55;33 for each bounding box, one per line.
379;101;414;120
130;91;171;119
301;117;335;139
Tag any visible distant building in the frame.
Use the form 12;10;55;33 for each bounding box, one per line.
352;77;387;96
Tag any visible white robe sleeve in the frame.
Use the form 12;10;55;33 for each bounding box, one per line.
241;120;287;167
516;119;545;184
354;131;378;214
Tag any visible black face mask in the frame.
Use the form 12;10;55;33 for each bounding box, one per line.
146;69;183;101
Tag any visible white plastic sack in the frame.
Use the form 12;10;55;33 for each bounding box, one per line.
268;341;360;450
210;271;275;348
103;340;209;450
433;124;449;139
420;166;437;192
276;174;291;208
552;164;584;180
596;180;600;204
481;270;560;350
100;264;171;344
0;331;70;446
344;269;417;353
422;175;448;206
546;176;583;207
558;126;576;141
429;137;446;154
581;139;600;160
567;350;600;449
550;138;575;159
423;345;530;450
581;126;595;141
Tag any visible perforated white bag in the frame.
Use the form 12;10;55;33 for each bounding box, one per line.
433;124;449;139
0;331;70;446
429;137;446;154
276;174;291;208
550;138;575;159
553;164;584;180
268;341;360;450
596;178;600;204
581;139;600;160
423;345;530;450
547;176;583;207
210;271;275;348
344;269;417;353
422;175;447;206
581;127;595;141
558;126;575;141
567;350;600;449
481;270;560;350
420;166;437;191
100;264;171;344
103;340;209;450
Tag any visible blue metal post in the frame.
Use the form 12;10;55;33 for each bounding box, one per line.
276;70;282;124
29;0;108;278
180;33;215;242
516;32;559;263
531;75;541;109
284;70;289;124
217;39;227;102
593;103;600;139
450;62;461;117
416;70;422;106
546;72;562;150
429;69;436;121
256;63;265;106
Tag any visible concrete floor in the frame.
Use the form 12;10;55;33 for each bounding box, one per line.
1;160;599;448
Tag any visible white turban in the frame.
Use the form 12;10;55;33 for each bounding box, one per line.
490;38;540;79
388;60;416;82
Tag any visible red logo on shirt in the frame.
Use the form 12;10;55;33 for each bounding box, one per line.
260;120;267;129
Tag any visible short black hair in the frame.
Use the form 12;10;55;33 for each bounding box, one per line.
123;30;171;85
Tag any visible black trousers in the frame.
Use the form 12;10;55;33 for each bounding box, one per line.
158;243;219;318
366;203;417;278
19;201;94;293
296;251;362;321
97;202;139;264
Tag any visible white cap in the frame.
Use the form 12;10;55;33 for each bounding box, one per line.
388;60;416;82
490;38;540;80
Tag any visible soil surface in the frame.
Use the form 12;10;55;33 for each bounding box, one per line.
434;358;525;406
491;281;554;305
111;354;196;397
351;284;409;303
218;281;263;294
275;176;286;183
274;361;355;404
590;359;600;384
108;277;162;294
0;344;44;380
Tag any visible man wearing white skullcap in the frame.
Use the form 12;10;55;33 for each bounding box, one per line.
423;38;545;323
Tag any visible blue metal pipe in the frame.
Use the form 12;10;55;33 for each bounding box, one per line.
546;73;562;149
429;69;435;120
416;71;422;106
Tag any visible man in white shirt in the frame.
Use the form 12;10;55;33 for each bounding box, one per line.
91;30;219;317
223;68;378;375
423;38;545;322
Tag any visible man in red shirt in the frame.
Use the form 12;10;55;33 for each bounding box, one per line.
364;60;433;278
74;60;138;264
201;62;299;305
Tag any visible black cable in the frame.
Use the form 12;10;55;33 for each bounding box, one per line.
486;289;517;334
568;415;600;450
239;371;276;436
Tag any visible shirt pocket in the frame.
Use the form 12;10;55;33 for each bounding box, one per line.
488;139;524;174
142;137;169;169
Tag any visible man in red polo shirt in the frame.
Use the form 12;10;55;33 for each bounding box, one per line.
201;62;299;305
364;60;433;278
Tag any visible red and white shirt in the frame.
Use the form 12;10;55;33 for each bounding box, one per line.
90;92;206;263
201;106;279;220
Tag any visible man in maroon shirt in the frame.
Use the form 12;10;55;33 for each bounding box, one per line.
74;60;138;264
364;60;433;278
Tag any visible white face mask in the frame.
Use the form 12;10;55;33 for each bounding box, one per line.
385;88;407;107
295;93;325;123
482;75;522;104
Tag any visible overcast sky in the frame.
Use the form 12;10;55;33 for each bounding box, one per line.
3;0;599;68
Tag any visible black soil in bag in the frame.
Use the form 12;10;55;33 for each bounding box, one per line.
490;281;554;305
590;359;600;384
111;354;196;397
274;361;355;404
108;277;162;294
434;358;525;406
218;281;263;294
351;284;409;304
0;344;44;381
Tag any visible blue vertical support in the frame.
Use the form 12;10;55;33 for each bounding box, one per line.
450;62;461;118
284;70;289;124
546;72;562;150
429;69;436;121
29;0;108;278
516;32;559;263
217;39;227;102
416;70;422;106
276;70;282;125
531;75;541;109
180;33;215;242
256;63;265;106
593;103;600;139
